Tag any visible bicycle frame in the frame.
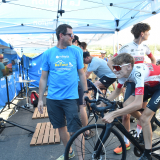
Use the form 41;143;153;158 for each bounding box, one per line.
114;120;144;153
92;117;160;159
94;123;114;158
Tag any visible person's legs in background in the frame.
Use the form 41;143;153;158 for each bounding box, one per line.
114;82;135;154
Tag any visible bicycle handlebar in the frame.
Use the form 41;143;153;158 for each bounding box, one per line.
85;96;116;118
87;79;103;94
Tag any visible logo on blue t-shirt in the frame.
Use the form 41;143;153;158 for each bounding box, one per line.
54;60;73;71
56;55;69;59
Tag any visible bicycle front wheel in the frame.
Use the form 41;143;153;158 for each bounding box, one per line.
64;124;126;160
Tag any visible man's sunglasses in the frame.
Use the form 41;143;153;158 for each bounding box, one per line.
64;33;74;38
112;63;131;71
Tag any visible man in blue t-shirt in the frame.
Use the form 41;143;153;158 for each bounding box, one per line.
37;24;88;160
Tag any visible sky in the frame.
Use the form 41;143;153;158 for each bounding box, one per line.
93;13;160;47
118;13;160;45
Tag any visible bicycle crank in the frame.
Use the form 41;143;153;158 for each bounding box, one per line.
134;143;145;157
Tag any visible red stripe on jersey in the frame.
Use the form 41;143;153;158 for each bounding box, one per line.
117;83;123;89
147;53;153;58
134;61;144;64
134;56;144;64
113;53;118;57
144;64;160;87
135;87;144;95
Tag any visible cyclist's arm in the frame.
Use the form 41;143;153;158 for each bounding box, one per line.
85;71;92;79
149;55;156;65
112;95;143;117
107;56;114;72
107;87;122;101
38;71;48;101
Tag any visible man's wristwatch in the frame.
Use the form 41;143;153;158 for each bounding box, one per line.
83;90;89;93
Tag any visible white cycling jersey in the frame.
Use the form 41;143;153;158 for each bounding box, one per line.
117;63;160;95
114;41;153;64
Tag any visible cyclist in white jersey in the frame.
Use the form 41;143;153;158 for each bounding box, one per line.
103;53;160;160
109;23;156;154
114;41;154;63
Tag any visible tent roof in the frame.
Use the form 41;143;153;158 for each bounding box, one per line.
0;39;10;48
0;0;160;34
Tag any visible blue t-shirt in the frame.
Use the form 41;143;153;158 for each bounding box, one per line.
42;46;84;100
0;62;5;79
70;45;83;81
87;57;116;78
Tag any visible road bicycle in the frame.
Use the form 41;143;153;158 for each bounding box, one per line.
64;94;160;160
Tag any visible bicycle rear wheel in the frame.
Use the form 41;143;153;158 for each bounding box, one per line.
64;124;126;160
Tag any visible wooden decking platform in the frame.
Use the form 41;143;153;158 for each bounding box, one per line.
30;122;60;146
32;106;48;119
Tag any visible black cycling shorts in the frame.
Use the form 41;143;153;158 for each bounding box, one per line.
124;82;135;102
143;84;160;112
124;82;148;103
99;76;116;89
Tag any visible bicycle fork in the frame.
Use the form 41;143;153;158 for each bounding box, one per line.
93;123;114;159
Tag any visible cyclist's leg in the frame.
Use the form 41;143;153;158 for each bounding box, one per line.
123;82;135;144
138;85;160;160
138;108;154;160
136;101;148;137
94;80;105;91
113;95;137;154
140;108;154;149
113;82;135;154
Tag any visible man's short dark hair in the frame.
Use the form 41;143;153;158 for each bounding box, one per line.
131;23;151;39
72;35;81;45
56;24;72;40
83;51;90;58
80;42;87;50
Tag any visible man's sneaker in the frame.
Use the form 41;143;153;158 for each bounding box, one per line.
90;112;94;117
56;151;75;160
114;142;131;155
84;130;95;140
138;153;151;160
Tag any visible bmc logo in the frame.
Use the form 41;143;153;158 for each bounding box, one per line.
154;96;160;104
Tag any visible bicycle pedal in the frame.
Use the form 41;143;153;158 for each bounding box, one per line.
129;130;137;136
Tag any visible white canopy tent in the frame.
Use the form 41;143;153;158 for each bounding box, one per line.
0;0;160;50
